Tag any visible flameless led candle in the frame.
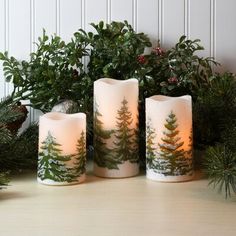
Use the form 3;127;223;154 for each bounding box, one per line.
146;95;193;182
38;112;86;185
93;78;139;178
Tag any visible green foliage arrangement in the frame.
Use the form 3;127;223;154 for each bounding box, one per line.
0;30;90;113
195;72;236;198
141;36;217;97
0;20;235;198
82;21;152;80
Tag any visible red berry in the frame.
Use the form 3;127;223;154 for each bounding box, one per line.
137;55;146;64
168;77;178;84
153;47;164;56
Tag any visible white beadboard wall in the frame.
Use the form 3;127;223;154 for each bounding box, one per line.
0;0;236;123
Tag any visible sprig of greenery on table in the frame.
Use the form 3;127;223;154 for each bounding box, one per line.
204;145;236;198
197;72;236;198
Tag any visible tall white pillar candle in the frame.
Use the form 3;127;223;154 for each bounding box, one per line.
38;112;86;185
146;95;193;182
93;78;139;178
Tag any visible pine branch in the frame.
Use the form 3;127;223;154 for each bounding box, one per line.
0;125;12;144
0;123;38;171
0;106;23;124
0;97;23;123
193;72;236;148
204;145;236;198
0;171;10;189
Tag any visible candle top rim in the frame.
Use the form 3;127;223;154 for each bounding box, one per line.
146;95;192;102
95;78;138;86
40;112;86;121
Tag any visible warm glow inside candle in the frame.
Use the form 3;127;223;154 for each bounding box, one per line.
38;112;86;185
146;95;193;182
93;78;139;178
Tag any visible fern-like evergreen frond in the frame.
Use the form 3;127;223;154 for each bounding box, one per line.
204;145;236;198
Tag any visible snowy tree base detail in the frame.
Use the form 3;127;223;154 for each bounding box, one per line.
37;174;86;186
146;169;194;182
94;161;139;178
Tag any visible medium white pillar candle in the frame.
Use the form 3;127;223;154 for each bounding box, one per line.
146;95;193;182
93;78;139;178
38;112;86;185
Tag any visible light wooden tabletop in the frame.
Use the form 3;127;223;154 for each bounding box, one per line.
0;164;236;236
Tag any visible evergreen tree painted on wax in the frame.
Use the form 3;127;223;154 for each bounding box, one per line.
187;128;193;157
73;130;86;178
185;128;194;173
38;132;74;182
130;114;139;163
93;99;121;169
146;117;156;169
114;98;138;163
158;111;191;176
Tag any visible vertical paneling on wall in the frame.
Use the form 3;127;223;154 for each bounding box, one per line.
189;0;211;57
0;0;235;123
215;0;236;72
162;0;185;48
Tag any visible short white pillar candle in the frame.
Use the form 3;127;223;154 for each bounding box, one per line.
146;95;193;182
38;112;86;185
93;78;139;178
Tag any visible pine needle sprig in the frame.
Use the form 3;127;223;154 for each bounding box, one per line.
0;123;38;172
0;105;23;123
0;125;12;144
221;120;236;153
204;145;236;198
0;171;10;189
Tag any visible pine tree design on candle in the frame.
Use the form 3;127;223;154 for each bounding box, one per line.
187;128;193;157
130;117;139;163
157;111;192;176
146;118;156;169
73;130;86;178
38;132;74;182
185;128;193;172
93;100;121;169
114;98;139;164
